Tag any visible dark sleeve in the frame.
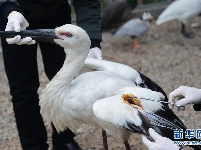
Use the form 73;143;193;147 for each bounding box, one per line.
73;0;102;48
0;1;21;24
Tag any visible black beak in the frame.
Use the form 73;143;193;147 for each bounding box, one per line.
0;29;58;43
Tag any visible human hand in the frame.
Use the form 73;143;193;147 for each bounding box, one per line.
142;128;181;150
87;47;102;59
6;11;36;45
169;86;201;108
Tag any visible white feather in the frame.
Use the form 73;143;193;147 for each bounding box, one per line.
84;58;143;84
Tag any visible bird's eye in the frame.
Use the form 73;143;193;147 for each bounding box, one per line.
61;32;72;37
66;33;72;37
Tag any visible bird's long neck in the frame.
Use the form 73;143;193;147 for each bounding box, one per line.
56;49;87;89
39;46;89;132
51;46;89;101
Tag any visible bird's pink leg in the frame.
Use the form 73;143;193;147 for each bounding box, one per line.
102;130;108;150
132;39;141;48
131;36;140;48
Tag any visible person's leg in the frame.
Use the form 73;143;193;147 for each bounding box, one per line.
1;39;48;150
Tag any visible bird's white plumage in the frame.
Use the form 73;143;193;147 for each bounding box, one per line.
156;0;201;25
84;58;143;84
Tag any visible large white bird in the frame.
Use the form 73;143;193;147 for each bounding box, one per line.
39;24;137;150
114;12;154;48
38;24;201;150
156;0;201;38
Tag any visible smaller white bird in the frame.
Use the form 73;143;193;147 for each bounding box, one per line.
156;0;201;38
114;12;154;48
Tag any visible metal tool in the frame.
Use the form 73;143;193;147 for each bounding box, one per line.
0;29;57;42
141;97;186;111
131;96;186;111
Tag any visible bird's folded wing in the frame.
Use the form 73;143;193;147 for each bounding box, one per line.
93;92;185;137
93;94;155;136
142;110;184;130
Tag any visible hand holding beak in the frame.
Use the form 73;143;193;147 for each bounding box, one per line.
5;11;36;45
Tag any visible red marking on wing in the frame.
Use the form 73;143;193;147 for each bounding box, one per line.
121;94;143;109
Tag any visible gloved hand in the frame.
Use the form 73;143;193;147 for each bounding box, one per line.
169;86;201;108
87;47;102;59
5;11;36;45
142;128;181;150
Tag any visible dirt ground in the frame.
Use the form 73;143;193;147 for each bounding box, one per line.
0;17;201;150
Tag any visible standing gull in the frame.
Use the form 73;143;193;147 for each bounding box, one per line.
114;12;154;48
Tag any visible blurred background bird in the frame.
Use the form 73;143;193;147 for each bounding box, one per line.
113;12;154;48
156;0;201;38
101;0;138;30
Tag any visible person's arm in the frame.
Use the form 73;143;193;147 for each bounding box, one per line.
0;0;21;24
169;86;201;109
73;0;102;49
73;0;102;59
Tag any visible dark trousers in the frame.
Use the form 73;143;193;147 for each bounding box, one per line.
0;4;75;150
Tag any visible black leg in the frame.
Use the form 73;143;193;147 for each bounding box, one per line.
102;130;108;150
124;140;131;150
181;23;194;38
